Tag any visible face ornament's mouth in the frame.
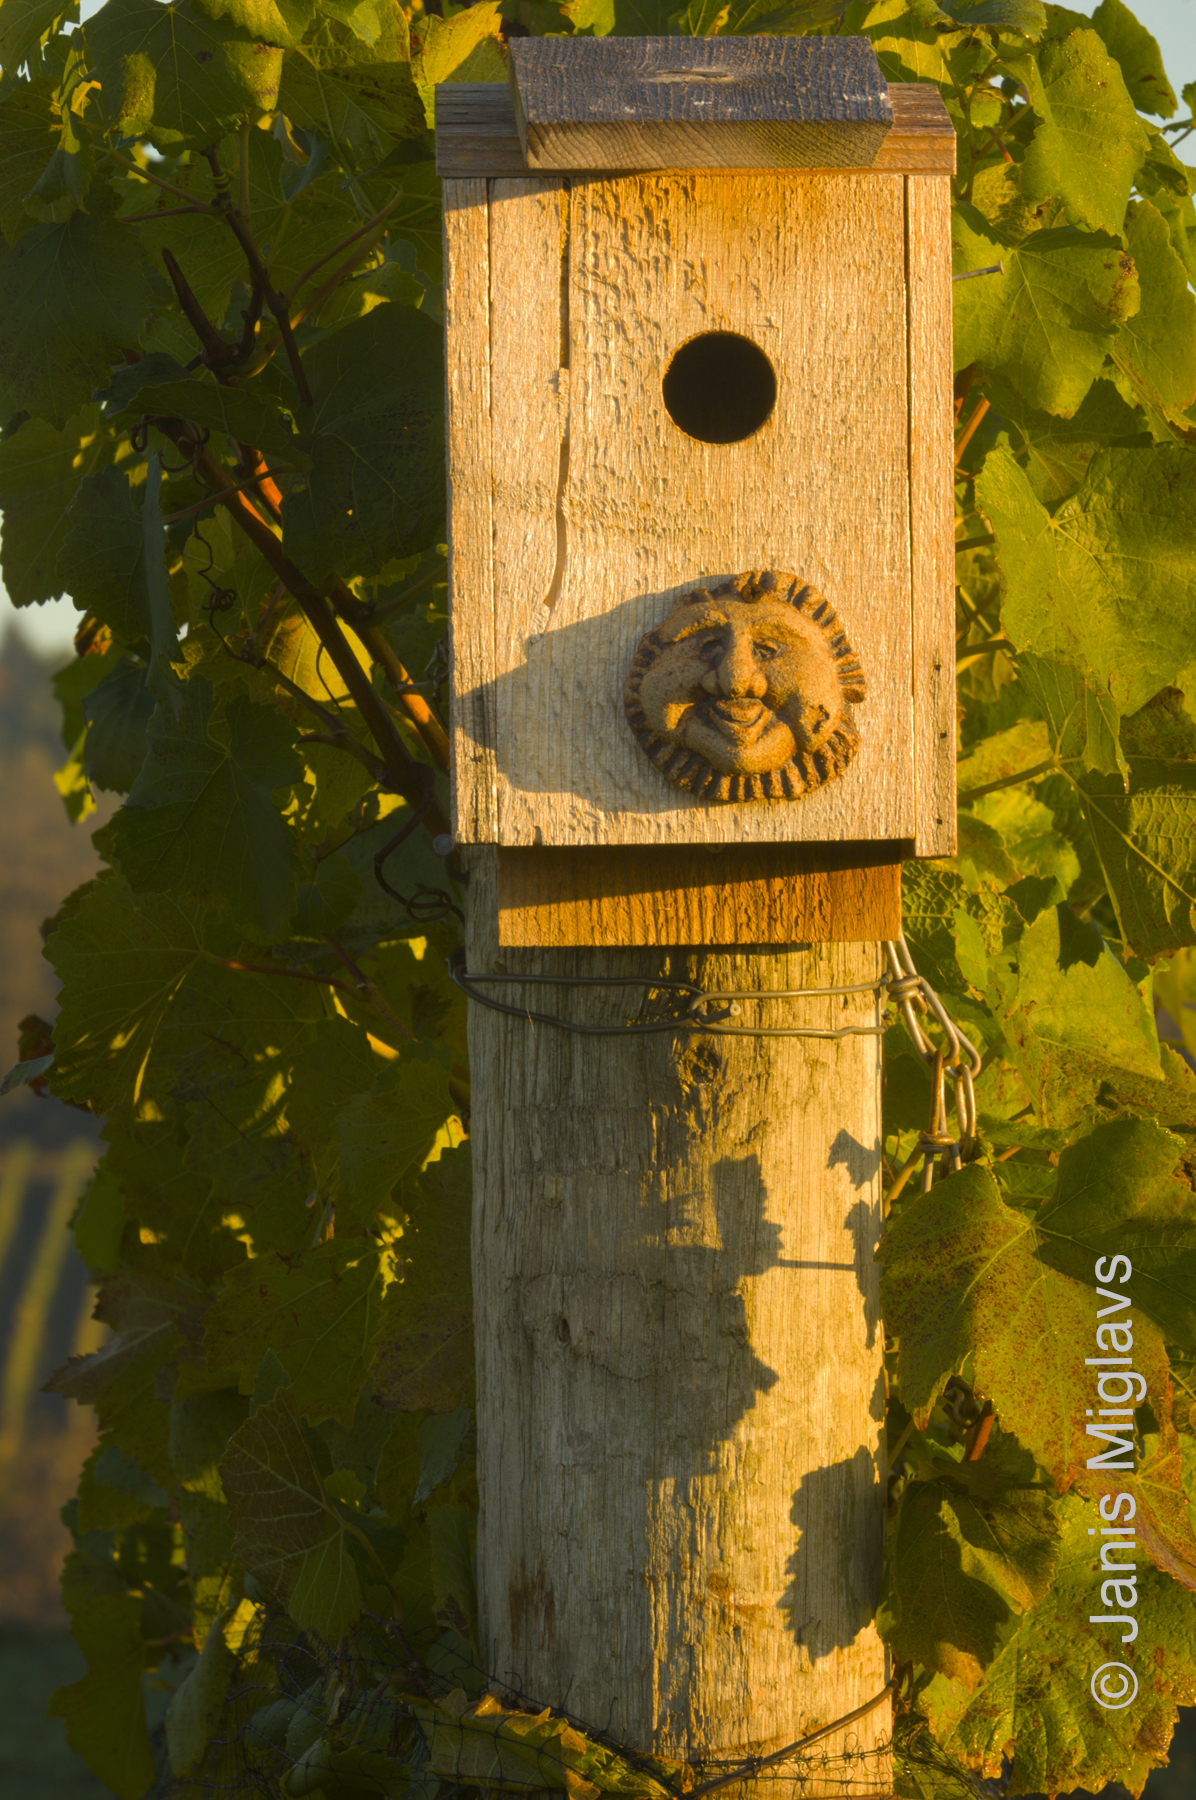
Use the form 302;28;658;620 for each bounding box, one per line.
705;697;769;738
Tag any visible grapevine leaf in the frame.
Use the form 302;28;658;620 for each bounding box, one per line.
952;207;1138;417
0;75;64;245
1109;198;1196;428
47;1594;156;1800
918;0;1044;35
1036;1116;1193;1339
414;1405;473;1505
60;466;155;646
371;1144;473;1413
0;0;79;72
121;377;307;463
86;0;284;150
880;1434;1059;1684
170;1389;248;1642
1016;651;1125;777
0;205;157;429
73;1162;125;1272
0;406;114;606
219;1386;363;1638
165;1603;240;1777
203;1241;391;1426
45;876;207;1111
976;445;1196;714
986;902;1196;1127
282;302;445;581
1077;1421;1196;1594
107;678;304;939
985;374;1148;504
82;657;155;792
1016;28;1149;238
1080;758;1196;961
336;1047;455;1222
1089;0;1177;118
189;0;319;49
880;1163;1107;1486
921;1498;1196;1795
278;50;425;172
405;1688;676;1798
409;0;506;128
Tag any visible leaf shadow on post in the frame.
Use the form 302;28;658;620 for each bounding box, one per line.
779;1446;885;1660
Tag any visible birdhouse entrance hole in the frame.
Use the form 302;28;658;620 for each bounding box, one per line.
661;331;776;444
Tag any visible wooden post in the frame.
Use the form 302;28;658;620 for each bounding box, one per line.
439;42;956;1791
466;854;889;1787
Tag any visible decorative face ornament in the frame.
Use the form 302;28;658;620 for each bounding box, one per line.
623;570;866;802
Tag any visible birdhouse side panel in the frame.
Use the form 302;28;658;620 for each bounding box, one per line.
444;177;498;844
907;173;956;857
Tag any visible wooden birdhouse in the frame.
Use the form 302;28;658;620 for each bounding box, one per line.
436;38;956;947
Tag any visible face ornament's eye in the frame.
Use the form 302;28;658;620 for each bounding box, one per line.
753;640;782;661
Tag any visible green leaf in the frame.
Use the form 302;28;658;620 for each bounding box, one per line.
219;1386;363;1638
371;1143;473;1413
170;1388;248;1642
410;0;506;128
0;405;114;605
0;1051;54;1094
123;377;307;463
1037;1114;1195;1345
45;876;207;1110
337;1047;455;1222
414;1404;472;1505
87;0;284;150
0;76;66;245
1109;199;1196;427
1017;650;1125;777
277;51;425;173
0;205;157;429
189;0;319;49
48;1594;156;1800
59;465;157;645
987;902;1196;1127
1017;28;1150;238
952;207;1138;417
73;1162;125;1271
986;374;1147;504
921;1498;1196;1796
976;445;1196;714
1089;0;1176;118
881;1432;1059;1683
203;1240;391;1426
282;302;445;581
1079;694;1196;959
0;0;79;73
107;678;304;938
83;656;156;792
881;1162;1139;1486
165;1603;240;1777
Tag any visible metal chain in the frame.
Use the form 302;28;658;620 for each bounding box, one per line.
882;937;982;1195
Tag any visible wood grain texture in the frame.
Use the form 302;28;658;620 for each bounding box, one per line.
484;169;914;848
466;849;890;1787
435;82;954;178
508;36;892;172
443;179;497;841
906;175;956;856
496;842;904;946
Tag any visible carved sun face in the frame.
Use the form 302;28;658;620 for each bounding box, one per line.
623;571;866;803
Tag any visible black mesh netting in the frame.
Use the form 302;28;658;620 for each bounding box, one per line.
171;1604;917;1800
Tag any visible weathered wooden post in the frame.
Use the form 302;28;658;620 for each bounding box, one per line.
437;38;955;1793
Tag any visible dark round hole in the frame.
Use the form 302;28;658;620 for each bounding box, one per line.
662;332;777;445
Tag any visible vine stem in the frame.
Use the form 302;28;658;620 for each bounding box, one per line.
154;417;449;834
958;757;1062;802
104;147;218;209
203;144;313;403
284;191;403;306
683;1682;894;1800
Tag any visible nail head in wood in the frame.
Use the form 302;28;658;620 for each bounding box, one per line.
507;35;894;171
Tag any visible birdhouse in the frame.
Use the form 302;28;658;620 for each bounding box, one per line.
436;38;956;947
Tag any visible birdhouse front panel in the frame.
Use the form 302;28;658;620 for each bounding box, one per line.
439;63;956;861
